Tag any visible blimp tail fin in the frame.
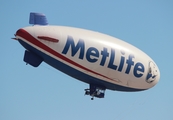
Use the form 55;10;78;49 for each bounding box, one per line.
29;12;48;25
24;50;43;67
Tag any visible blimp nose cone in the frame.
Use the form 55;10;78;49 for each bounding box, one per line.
156;66;160;84
145;61;160;89
151;66;160;88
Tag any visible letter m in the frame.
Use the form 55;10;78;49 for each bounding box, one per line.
62;36;85;59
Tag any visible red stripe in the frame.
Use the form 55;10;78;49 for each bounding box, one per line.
16;29;117;83
37;36;59;42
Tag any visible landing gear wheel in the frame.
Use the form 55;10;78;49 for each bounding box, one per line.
91;98;94;100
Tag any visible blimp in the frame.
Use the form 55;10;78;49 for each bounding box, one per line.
13;12;160;100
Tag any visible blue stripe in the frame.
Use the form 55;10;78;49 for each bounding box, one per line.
18;39;146;92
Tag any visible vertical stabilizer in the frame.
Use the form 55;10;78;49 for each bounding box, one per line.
29;12;48;25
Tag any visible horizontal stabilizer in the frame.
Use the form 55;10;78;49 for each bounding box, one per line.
29;12;48;25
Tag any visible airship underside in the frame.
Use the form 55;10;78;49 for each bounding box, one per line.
13;13;160;100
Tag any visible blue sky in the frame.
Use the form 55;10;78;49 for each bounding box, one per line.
1;0;173;120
